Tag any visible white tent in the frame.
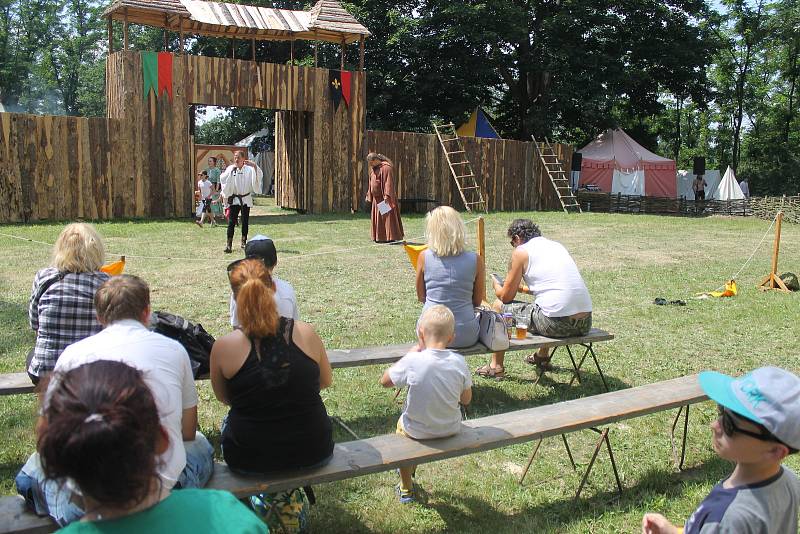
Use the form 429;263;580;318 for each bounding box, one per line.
714;166;745;201
676;169;721;200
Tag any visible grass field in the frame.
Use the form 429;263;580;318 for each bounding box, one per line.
1;199;798;533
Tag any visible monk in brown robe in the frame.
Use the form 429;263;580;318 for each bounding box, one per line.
365;153;404;242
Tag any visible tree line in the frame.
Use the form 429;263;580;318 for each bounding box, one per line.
1;0;797;195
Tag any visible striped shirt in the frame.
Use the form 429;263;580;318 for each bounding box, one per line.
28;267;110;377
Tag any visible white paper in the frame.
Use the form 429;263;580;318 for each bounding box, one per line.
377;201;392;215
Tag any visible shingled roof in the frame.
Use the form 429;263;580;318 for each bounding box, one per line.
104;0;371;44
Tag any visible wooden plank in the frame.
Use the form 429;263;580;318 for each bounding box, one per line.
205;374;705;496
0;496;54;534
0;329;614;397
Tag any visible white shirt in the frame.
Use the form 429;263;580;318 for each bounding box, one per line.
520;237;592;317
388;348;471;439
230;277;299;327
54;319;198;488
220;164;263;207
198;178;212;199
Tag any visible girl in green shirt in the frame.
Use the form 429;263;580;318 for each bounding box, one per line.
37;360;267;533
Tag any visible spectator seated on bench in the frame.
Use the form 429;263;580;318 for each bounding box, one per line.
211;259;333;527
16;275;214;526
28;360;266;533
415;206;484;349
380;305;472;504
478;218;592;380
27;223;110;385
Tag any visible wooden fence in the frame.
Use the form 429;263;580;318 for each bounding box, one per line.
0;113;117;223
365;130;565;212
577;191;800;223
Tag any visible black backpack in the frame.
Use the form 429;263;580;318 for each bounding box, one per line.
150;311;215;378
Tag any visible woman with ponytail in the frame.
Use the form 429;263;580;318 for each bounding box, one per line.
211;259;333;474
37;360;265;532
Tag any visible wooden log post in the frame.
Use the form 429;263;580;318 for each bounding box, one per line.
359;36;365;70
123;8;129;50
179;17;185;54
340;39;345;70
758;211;790;291
314;41;319;67
163;14;168;50
477;216;485;270
251;38;256;60
290;39;294;63
107;17;113;54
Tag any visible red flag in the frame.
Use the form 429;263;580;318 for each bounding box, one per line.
157;52;173;101
341;70;352;108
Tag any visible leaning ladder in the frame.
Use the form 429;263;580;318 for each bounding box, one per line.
532;135;582;213
433;122;488;213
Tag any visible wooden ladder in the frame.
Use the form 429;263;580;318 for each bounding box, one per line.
532;135;582;213
433;122;488;213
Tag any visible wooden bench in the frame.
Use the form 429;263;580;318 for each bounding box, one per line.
0;329;614;397
0;374;705;534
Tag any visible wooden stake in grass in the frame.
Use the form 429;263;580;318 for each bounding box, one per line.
758;211;791;292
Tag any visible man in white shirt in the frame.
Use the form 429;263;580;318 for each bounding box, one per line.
229;235;299;326
221;150;263;253
476;219;592;380
15;275;214;526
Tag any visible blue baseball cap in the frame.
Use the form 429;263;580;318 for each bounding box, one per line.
699;366;800;449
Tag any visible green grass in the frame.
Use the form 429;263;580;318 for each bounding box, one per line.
1;199;799;532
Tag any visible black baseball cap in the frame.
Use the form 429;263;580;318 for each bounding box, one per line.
244;235;277;267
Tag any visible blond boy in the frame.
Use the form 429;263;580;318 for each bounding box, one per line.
380;305;472;504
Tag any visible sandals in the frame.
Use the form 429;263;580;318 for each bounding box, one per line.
475;364;505;380
525;354;553;371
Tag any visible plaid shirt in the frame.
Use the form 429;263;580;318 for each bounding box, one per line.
28;267;110;377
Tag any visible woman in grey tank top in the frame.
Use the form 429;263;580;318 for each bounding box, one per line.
416;206;485;348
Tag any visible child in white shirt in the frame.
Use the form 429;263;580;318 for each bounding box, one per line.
380;305;472;504
196;171;215;227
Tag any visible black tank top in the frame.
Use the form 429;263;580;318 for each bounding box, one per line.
221;318;333;473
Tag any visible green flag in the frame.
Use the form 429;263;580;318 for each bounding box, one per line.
142;52;158;99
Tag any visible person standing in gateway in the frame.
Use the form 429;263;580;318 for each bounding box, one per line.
221;150;263;253
365;153;404;243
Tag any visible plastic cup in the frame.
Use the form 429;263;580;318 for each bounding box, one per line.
516;322;528;339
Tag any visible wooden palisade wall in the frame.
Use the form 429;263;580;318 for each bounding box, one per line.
0;113;116;222
361;130;568;212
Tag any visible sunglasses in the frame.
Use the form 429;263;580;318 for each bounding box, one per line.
717;405;780;443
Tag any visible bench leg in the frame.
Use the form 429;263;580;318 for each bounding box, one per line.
565;345;583;385
575;427;623;500
567;343;609;392
670;404;690;471
518;438;543;485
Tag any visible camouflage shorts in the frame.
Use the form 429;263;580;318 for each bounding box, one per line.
500;301;592;338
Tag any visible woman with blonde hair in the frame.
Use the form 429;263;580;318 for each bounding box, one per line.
365;152;404;242
416;206;485;348
27;223;109;384
210;258;333;474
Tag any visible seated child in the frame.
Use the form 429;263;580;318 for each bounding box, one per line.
642;366;800;534
380;305;473;504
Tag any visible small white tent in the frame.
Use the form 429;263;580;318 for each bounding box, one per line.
714;166;745;201
236;128;274;195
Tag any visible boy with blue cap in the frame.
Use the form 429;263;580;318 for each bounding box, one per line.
642;366;800;534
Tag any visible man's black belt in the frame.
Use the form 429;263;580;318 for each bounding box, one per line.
227;193;251;206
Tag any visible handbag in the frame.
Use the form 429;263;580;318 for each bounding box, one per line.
476;308;510;351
